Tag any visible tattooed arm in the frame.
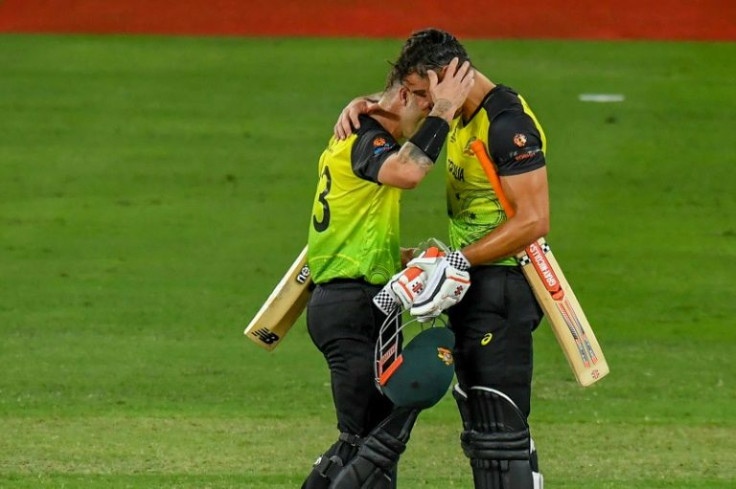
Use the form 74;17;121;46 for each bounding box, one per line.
376;143;435;189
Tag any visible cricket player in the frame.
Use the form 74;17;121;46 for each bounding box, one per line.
302;58;474;489
334;29;549;489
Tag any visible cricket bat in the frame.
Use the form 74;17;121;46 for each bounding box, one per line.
471;140;609;386
244;245;313;351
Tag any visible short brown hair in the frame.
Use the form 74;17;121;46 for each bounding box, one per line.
385;28;472;89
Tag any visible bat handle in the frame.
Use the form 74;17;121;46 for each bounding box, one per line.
470;140;515;218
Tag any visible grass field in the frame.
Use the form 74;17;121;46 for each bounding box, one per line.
1;34;734;488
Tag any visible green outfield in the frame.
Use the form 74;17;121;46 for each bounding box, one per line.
1;35;734;488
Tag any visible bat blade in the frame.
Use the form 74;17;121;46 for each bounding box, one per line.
244;245;313;351
518;239;609;386
470;139;608;387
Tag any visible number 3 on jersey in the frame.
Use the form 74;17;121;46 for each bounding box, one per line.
312;165;331;232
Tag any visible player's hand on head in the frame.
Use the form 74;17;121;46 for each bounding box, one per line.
429;57;474;121
334;98;379;140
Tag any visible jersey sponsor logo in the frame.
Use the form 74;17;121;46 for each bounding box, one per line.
481;332;493;346
513;148;541;162
448;159;465;182
513;133;527;147
372;136;393;156
508;147;541;163
437;347;454;366
373;137;391;156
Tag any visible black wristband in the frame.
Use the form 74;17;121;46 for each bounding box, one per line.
409;116;450;163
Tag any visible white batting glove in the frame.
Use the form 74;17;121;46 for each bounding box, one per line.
390;246;449;312
404;247;445;278
409;251;471;321
373;266;428;315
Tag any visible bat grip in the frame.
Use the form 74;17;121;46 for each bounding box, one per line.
470;140;515;218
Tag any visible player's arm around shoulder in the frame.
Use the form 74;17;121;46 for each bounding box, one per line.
334;93;383;140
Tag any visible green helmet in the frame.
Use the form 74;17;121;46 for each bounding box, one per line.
375;313;455;409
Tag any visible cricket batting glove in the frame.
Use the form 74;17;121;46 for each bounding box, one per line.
409;250;471;321
373;266;429;315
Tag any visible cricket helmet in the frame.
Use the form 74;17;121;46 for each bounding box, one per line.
375;311;455;409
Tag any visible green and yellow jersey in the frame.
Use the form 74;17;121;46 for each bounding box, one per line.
308;115;402;285
446;85;547;266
